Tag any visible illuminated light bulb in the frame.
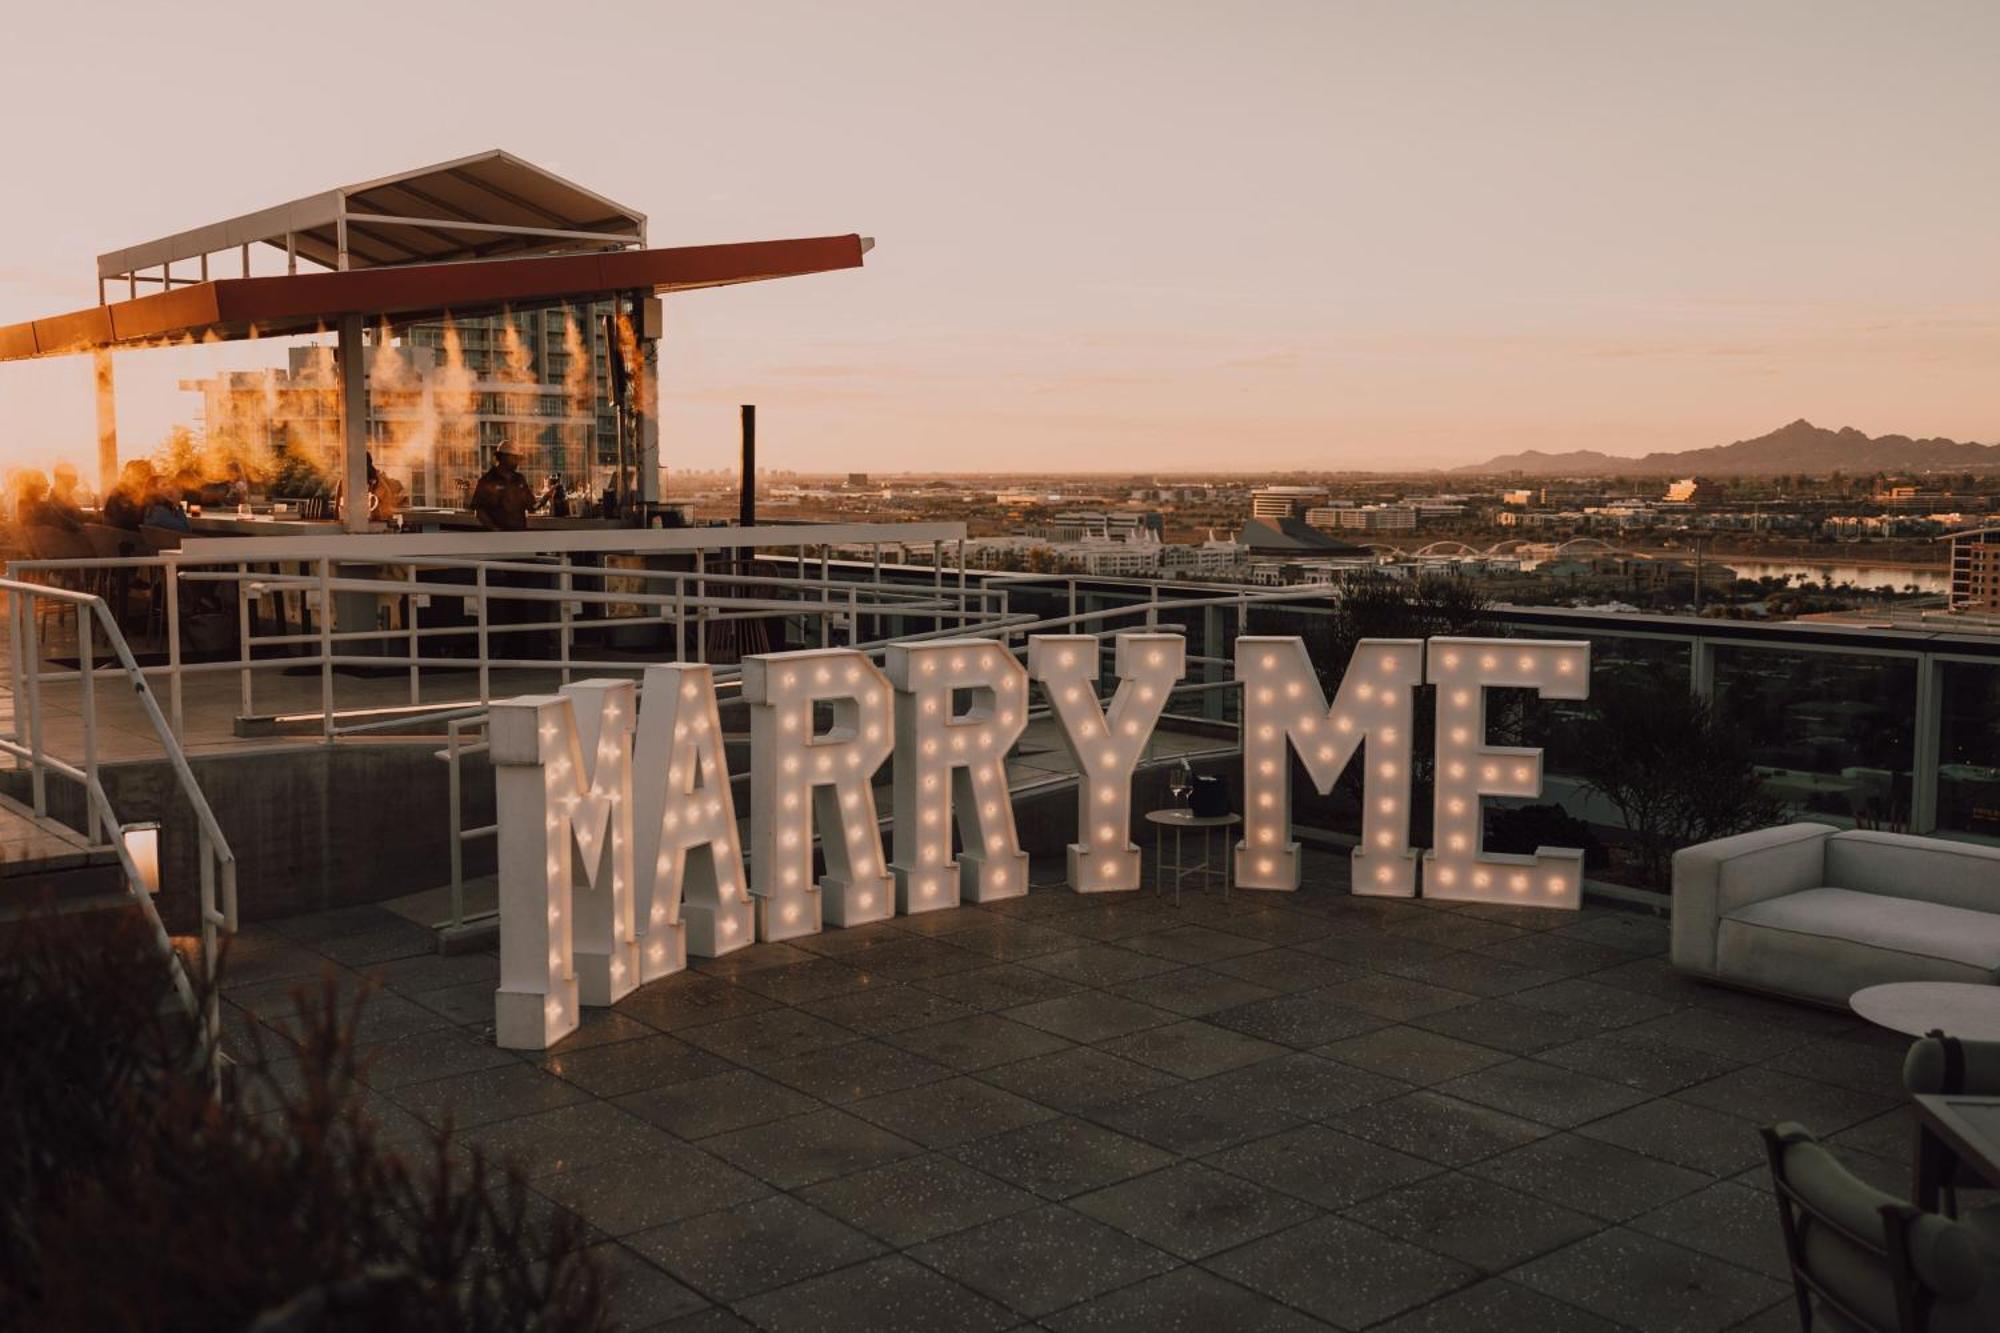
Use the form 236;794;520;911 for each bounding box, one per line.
1376;831;1394;847
998;711;1014;726
858;892;874;908
1377;866;1394;883
1438;868;1457;885
783;904;801;923
1123;720;1140;736
783;868;800;885
1299;717;1317;733
922;883;937;897
1449;762;1466;779
992;870;1008;888
1259;828;1277;844
782;794;799;811
1382;656;1398;672
1137;687;1155;703
681;681;699;699
816;753;833;771
923;699;938;714
846;665;861;683
722;918;739;935
986;834;1004;852
1449;834;1467;851
1557;658;1575;675
1380;728;1398;744
923;740;938;756
1258;792;1275;808
1473;871;1491;888
922;809;939;827
951;654;966;671
1547;876;1566;894
1451;690;1470;707
950;736;966;752
977;734;993;750
922;660;936;675
1317;745;1335;762
1378;798;1396;814
1099;824;1117;841
1259;760;1277;776
1260;654;1276;670
1148;650;1164;666
1058;651;1076;668
1510;874;1529;893
1378;762;1397;778
1482;765;1499;782
1480;655;1497;669
781;831;800;848
1257;857;1274;875
782;714;800;732
847;752;863;769
1285;680;1303;698
1257;688;1274;704
1450;727;1469;744
783;756;800;774
1356;682;1375;700
841;791;858;809
865;724;881;741
983;801;998;817
1442;652;1461;669
1518;655;1534;672
1064;687;1082;703
1335;716;1354;733
1258;725;1276;740
781;673;796;689
923;776;937;791
815;667;831;684
1514;765;1532;783
1100;788;1117;804
1447;798;1466;815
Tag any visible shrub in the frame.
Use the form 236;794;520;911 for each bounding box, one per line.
0;906;606;1333
1568;670;1786;889
1485;802;1607;873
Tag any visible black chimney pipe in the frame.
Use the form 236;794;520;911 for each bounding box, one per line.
739;404;756;529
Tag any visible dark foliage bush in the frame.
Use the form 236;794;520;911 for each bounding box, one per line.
1485;802;1607;872
0;907;606;1333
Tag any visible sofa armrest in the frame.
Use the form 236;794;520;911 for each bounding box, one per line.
1671;823;1836;975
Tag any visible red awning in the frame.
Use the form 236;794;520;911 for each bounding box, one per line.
0;234;866;362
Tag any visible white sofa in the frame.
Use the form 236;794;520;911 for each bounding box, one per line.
1672;823;2000;1006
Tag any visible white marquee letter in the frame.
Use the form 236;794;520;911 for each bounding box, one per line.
1028;632;1184;892
744;649;896;940
887;638;1029;912
1426;637;1590;907
490;681;640;1050
631;663;754;976
1235;636;1422;895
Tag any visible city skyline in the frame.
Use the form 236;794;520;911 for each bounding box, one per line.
2;1;1998;476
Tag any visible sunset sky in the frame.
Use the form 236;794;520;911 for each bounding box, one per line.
1;1;1997;474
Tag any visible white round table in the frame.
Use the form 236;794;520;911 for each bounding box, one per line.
1145;808;1241;905
1850;982;2000;1040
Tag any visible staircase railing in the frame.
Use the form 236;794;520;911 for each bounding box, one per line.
0;577;238;1028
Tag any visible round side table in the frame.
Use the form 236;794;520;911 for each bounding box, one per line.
1145;809;1242;905
1850;982;2000;1041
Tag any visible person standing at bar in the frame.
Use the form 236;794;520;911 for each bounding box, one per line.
472;446;533;531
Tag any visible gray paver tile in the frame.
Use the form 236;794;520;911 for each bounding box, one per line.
849;1075;1056;1149
701;1107;922;1189
1098;1018;1288;1079
909;1203;1179;1318
1511;1228;1788;1333
535;1142;767;1236
1578;1099;1767;1177
1468;1132;1711;1223
1435;1058;1652;1129
950;1115;1175;1200
1369;1277;1620;1332
799;1152;1039;1247
613;1068;821;1141
1204;1214;1477;1329
1345;1170;1599;1272
388;1060;592;1130
627;1194;885;1304
976;1045;1181;1115
1319;1025;1512;1086
1039;1266;1330;1332
539;1033;732;1098
1206;1122;1440;1209
886;1012;1072;1071
1339;1090;1554;1166
731;1254;1015;1333
1006;991;1178;1043
1071;1161;1317;1259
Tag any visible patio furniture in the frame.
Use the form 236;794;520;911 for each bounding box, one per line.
1672;824;2000;1006
1854;985;2000;1042
1145;808;1239;905
1762;1121;1998;1331
1900;1036;2000;1220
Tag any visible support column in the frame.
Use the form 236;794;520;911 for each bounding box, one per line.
636;294;662;507
1911;653;1941;835
338;313;369;534
92;350;118;496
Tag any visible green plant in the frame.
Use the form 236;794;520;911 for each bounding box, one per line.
0;907;606;1333
1569;669;1786;889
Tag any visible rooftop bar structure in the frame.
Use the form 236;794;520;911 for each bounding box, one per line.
0;149;870;529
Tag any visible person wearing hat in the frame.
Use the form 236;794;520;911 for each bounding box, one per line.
472;445;534;531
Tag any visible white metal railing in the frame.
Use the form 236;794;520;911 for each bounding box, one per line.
0;576;238;1033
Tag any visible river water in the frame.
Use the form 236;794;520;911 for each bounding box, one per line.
1718;558;1949;594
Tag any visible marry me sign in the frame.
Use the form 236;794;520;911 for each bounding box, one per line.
491;633;1589;1048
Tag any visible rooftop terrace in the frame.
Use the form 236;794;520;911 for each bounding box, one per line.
222;845;1920;1332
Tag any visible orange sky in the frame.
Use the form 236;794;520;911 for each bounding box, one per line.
2;1;1997;474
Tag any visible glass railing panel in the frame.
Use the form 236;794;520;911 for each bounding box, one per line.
1938;660;2000;838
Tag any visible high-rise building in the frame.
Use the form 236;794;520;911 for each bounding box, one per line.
1949;527;2000;612
1250;485;1329;519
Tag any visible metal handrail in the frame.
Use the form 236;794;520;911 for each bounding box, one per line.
0;576;238;1029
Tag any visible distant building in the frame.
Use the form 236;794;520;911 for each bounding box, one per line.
846;472;870;488
1501;489;1534;506
1948;527;2000;612
1329;505;1418;533
1031;510;1162;543
1237;515;1375;560
1664;478;1698;503
1250;485;1329;520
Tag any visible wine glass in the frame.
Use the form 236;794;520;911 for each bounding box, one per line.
1169;763;1193;811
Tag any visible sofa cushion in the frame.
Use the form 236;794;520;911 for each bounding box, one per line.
1717;887;2000;1005
1826;831;2000;915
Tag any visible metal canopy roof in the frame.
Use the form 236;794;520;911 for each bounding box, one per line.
96;149;648;282
2;234;869;362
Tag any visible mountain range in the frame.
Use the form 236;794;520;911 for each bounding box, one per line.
1455;419;2000;476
